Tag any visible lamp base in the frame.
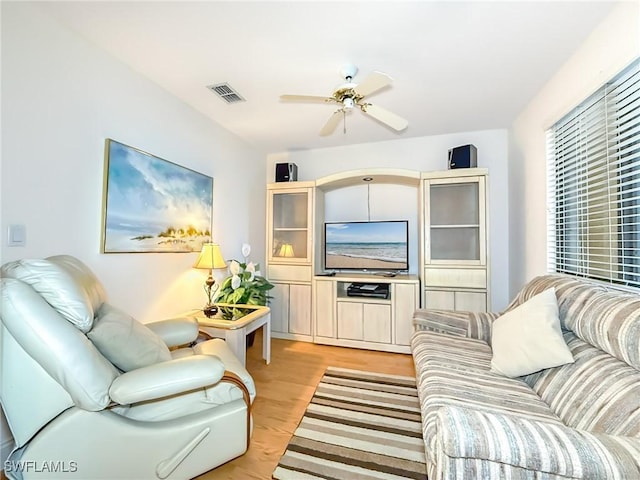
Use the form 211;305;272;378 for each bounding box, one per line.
203;304;218;318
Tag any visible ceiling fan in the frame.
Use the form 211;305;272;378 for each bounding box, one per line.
280;64;408;136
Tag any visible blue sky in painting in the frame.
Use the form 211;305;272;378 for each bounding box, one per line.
326;221;407;244
105;141;212;236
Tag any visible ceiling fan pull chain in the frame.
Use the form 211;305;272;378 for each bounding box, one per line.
343;110;347;134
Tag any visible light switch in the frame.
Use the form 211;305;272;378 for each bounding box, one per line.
8;224;26;247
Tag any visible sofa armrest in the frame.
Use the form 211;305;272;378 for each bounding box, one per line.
413;309;470;337
413;309;499;342
146;317;199;347
434;406;640;479
109;355;225;405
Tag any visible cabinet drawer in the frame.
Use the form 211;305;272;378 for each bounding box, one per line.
455;291;487;311
424;290;455;310
423;268;486;288
424;289;487;312
268;264;312;282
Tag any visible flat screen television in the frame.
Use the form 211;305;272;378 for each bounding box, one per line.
324;220;409;272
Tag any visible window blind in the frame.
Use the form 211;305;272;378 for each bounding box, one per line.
547;58;640;289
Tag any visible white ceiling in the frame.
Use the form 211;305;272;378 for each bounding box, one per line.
37;1;617;154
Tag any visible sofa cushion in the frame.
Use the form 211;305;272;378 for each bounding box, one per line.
523;332;640;436
503;274;605;330
412;331;563;464
0;258;96;332
490;288;574;377
435;406;640;479
88;305;171;371
564;288;640;371
412;330;493;373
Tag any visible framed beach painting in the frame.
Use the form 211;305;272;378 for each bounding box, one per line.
101;139;213;253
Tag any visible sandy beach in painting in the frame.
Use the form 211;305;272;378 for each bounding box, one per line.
325;254;406;270
104;232;209;253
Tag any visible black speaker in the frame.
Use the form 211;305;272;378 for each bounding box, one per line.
448;144;477;169
275;163;298;182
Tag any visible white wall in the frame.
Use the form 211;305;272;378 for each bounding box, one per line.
324;183;420;275
509;2;640;295
1;2;265;461
267;129;510;311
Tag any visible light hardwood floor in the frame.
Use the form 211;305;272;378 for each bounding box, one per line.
196;330;416;480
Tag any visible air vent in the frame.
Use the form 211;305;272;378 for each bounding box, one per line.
207;83;245;104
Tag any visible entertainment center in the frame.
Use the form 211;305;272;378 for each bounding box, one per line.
265;167;488;353
314;274;419;353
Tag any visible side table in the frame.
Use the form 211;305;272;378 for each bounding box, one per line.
185;304;271;368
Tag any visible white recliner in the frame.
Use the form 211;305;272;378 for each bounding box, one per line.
0;255;256;480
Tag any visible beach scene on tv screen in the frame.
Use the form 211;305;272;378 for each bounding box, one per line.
325;221;408;270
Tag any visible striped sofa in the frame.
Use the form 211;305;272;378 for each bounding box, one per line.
410;274;640;479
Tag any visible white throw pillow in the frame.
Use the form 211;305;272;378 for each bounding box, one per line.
88;306;171;372
490;288;574;378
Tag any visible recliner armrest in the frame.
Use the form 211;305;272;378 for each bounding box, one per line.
146;317;199;347
109;355;224;405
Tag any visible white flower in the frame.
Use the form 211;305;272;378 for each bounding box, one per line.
229;260;241;275
231;274;241;290
246;262;256;281
242;243;251;258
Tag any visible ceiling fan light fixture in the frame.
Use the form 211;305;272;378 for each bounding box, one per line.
280;65;408;136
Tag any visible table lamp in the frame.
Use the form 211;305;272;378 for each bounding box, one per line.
278;243;295;258
193;243;227;317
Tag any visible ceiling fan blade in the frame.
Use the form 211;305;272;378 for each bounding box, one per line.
280;94;335;103
320;110;343;136
361;103;408;131
353;71;393;97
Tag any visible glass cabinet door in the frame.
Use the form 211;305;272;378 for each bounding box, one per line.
269;188;312;263
425;176;486;265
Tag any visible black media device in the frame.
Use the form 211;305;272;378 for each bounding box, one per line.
347;283;390;299
275;163;298;182
448;144;477;169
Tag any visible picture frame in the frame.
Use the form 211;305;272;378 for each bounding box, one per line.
101;139;213;253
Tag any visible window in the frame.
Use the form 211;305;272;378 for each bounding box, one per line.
547;59;640;289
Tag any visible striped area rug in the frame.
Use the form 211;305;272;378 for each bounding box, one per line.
272;366;427;480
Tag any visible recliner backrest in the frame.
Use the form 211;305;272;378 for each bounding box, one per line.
1;256;108;332
48;254;107;315
0;258;119;446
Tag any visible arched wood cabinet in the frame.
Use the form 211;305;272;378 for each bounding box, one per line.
266;168;489;352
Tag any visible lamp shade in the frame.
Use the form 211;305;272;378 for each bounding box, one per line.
278;243;295;258
193;243;227;270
